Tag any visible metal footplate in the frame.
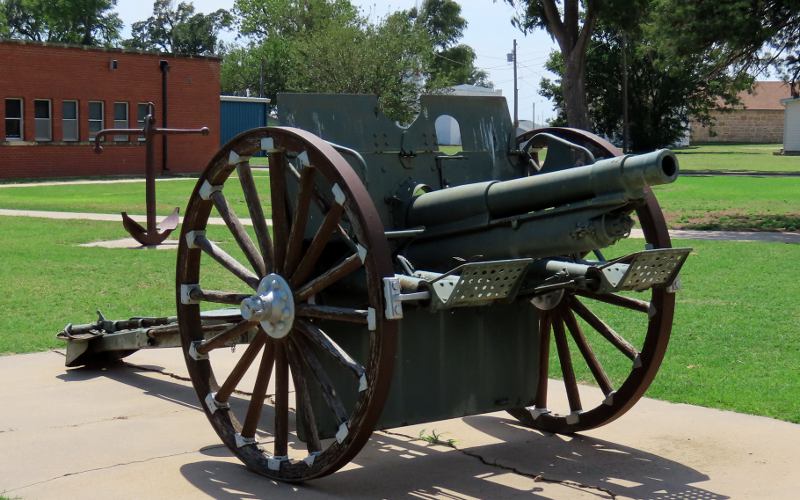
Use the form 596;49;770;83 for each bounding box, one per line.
598;248;691;292
426;258;532;310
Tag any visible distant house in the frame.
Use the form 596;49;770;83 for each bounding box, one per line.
782;97;800;154
690;81;791;143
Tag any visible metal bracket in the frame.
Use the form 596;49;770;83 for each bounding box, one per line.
180;284;201;305
228;150;251;165
235;433;257;448
185;230;204;249
529;407;550;420
383;277;403;320
204;392;229;414
198;181;222;201
268;455;288;471
335;422;349;444
188;340;208;360
303;451;322;467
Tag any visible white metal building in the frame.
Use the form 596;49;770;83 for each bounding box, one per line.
782;97;800;154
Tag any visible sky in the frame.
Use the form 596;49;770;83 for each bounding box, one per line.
115;0;559;123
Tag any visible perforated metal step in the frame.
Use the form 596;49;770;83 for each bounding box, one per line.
427;258;532;309
599;248;691;292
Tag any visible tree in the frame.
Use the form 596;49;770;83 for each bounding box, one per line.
506;0;601;129
539;5;766;150
124;0;232;55
0;0;122;46
225;0;458;122
411;0;490;87
234;0;360;41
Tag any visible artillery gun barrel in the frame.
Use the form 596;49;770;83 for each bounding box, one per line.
406;149;678;227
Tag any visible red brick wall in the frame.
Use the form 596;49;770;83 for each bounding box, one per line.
0;41;220;179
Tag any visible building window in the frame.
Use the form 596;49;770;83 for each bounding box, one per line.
88;101;104;138
113;102;129;142
62;100;79;142
5;98;23;141
34;99;52;141
137;103;149;141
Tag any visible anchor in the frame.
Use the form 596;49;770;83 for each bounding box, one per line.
93;102;209;246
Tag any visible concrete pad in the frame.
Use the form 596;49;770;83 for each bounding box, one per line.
79;238;179;250
1;349;799;499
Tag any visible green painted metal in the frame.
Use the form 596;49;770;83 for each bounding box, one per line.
301;300;541;439
277;93;681;435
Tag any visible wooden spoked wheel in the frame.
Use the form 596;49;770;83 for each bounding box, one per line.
509;128;675;433
177;127;397;481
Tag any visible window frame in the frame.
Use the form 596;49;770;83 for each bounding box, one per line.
88;101;104;139
136;103;149;142
113;101;129;142
34;99;52;142
4;98;24;141
62;100;79;142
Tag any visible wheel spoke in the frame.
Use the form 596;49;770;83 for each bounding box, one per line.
553;311;582;413
210;189;267;277
290;202;345;287
196;319;254;356
292;335;349;425
216;335;266;403
562;307;613;396
241;340;276;439
535;313;551;409
191;232;260;289
274;342;289;458
295;304;368;324
564;309;614;396
269;151;290;273
570;297;639;362
189;287;251;306
286;341;322;453
295;253;363;302
283;165;317;277
237;161;274;273
574;290;650;314
296;320;366;381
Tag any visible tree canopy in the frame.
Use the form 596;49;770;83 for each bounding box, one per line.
123;0;232;56
223;0;488;122
0;0;122;46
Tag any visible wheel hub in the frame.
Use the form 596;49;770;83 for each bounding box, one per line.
240;274;295;339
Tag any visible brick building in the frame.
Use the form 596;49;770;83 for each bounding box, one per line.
0;40;220;179
690;81;791;143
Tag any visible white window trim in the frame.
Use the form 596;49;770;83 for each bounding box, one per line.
88;101;104;139
113;101;129;142
4;98;24;141
62;100;79;142
34;99;52;142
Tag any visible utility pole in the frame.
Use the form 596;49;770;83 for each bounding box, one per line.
621;32;630;153
508;40;518;128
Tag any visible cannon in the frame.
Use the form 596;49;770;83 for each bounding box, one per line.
59;93;689;482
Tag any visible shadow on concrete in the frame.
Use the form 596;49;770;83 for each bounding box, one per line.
57;362;726;500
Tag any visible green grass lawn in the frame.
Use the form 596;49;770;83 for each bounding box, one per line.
653;176;800;231
1;171;796;232
1;215;799;424
0;170;272;218
673;143;800;172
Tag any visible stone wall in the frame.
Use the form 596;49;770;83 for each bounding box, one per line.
690;109;784;143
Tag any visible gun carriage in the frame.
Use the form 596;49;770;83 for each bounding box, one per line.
60;94;689;482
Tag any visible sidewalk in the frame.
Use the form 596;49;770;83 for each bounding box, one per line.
1;208;797;243
1;348;799;499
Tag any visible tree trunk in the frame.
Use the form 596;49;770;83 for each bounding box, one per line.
562;49;590;130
